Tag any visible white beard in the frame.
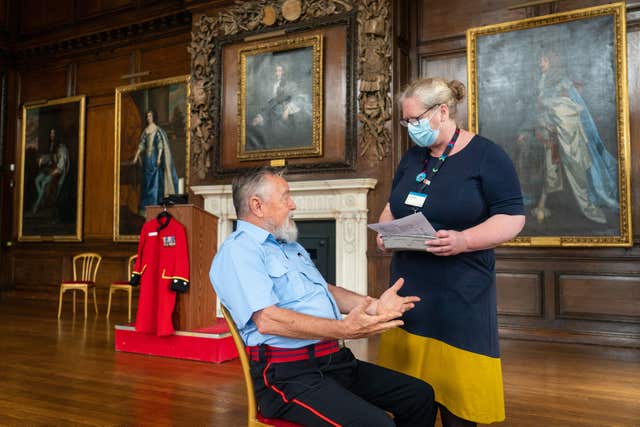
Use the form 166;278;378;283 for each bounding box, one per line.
271;216;298;243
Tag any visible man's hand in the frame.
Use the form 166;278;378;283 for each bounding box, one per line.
369;278;419;316
342;297;404;339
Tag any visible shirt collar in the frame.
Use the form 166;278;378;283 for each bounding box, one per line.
236;220;277;244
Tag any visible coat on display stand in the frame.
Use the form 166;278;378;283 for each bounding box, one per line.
131;208;190;336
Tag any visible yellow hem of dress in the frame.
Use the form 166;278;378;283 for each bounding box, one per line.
377;327;505;424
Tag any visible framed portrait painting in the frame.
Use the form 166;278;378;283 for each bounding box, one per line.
467;3;631;247
238;35;323;161
18;95;85;242
114;76;190;241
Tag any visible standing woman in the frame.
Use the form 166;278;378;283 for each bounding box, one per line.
376;77;525;426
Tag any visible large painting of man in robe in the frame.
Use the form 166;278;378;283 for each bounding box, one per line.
238;35;323;160
114;76;190;241
18;96;85;241
467;3;631;246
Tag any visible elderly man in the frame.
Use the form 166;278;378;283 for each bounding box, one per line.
210;167;436;427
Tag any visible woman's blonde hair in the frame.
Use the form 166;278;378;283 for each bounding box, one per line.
398;77;465;118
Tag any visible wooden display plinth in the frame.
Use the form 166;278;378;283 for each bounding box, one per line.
145;204;218;332
115;319;237;363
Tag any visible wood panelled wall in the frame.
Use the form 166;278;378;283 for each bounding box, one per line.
0;0;638;347
0;0;192;301
407;0;640;347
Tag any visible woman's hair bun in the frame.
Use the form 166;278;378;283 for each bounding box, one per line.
448;80;465;102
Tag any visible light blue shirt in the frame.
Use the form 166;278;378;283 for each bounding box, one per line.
210;220;341;348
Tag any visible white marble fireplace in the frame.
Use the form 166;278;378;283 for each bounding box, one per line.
191;178;377;296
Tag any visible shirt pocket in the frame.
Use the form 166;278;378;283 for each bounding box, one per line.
299;262;326;286
266;256;306;304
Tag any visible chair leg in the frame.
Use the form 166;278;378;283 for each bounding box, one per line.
127;289;132;323
72;290;76;314
84;289;88;319
92;288;99;314
107;288;113;319
57;287;64;318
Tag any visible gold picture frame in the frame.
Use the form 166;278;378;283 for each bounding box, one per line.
114;75;190;242
18;95;86;242
238;34;323;161
467;3;631;247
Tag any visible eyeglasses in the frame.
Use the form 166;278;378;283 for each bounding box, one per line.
399;104;439;127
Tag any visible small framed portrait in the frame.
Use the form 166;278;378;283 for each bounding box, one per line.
18;95;86;241
114;76;190;241
467;3;631;247
238;35;323;160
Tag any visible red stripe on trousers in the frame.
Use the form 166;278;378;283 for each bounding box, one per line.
261;361;342;427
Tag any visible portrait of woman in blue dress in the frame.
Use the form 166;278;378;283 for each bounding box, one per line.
132;110;179;216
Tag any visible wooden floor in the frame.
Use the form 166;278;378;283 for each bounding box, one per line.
1;296;638;427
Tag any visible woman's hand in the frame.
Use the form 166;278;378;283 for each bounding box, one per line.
376;233;388;252
425;229;468;256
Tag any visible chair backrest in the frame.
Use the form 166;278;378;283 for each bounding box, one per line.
221;305;260;425
127;254;138;279
72;252;102;282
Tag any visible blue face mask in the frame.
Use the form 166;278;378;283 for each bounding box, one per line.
408;116;439;147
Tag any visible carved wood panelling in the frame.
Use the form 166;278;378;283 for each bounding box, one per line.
19;0;74;35
83;105;115;239
76;55;130;96
140;40;191;79
0;0;8;33
19;66;68;102
13;256;62;286
76;0;135;21
558;274;640;321
496;272;543;316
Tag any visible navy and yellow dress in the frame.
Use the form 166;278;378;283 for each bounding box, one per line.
377;135;524;423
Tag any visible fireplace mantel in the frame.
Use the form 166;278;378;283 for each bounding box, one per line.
191;178;377;296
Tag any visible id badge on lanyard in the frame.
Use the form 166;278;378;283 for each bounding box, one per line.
405;191;427;208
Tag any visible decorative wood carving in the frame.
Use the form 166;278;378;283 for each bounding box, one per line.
357;0;392;161
14;12;192;60
188;0;392;181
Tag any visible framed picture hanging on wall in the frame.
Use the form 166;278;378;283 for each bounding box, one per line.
467;2;631;247
114;75;190;241
18;95;86;242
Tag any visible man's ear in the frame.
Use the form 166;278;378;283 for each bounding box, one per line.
248;195;264;218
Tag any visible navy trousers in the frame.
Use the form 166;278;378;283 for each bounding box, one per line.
250;346;437;427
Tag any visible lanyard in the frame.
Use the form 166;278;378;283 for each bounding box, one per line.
415;128;460;193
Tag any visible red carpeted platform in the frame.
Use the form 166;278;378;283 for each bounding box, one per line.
115;318;238;363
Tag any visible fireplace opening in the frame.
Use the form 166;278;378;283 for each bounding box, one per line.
297;220;336;284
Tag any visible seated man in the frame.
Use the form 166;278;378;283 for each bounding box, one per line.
210;167;437;427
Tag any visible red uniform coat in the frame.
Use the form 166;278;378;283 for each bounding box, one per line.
132;215;189;336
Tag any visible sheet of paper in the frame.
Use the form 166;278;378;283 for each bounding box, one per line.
367;212;437;237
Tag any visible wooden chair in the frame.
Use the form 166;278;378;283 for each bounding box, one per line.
221;306;302;427
57;253;102;319
106;254;137;323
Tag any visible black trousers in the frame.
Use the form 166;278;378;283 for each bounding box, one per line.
250;346;437;427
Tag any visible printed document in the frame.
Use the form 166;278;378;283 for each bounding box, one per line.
368;213;437;251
